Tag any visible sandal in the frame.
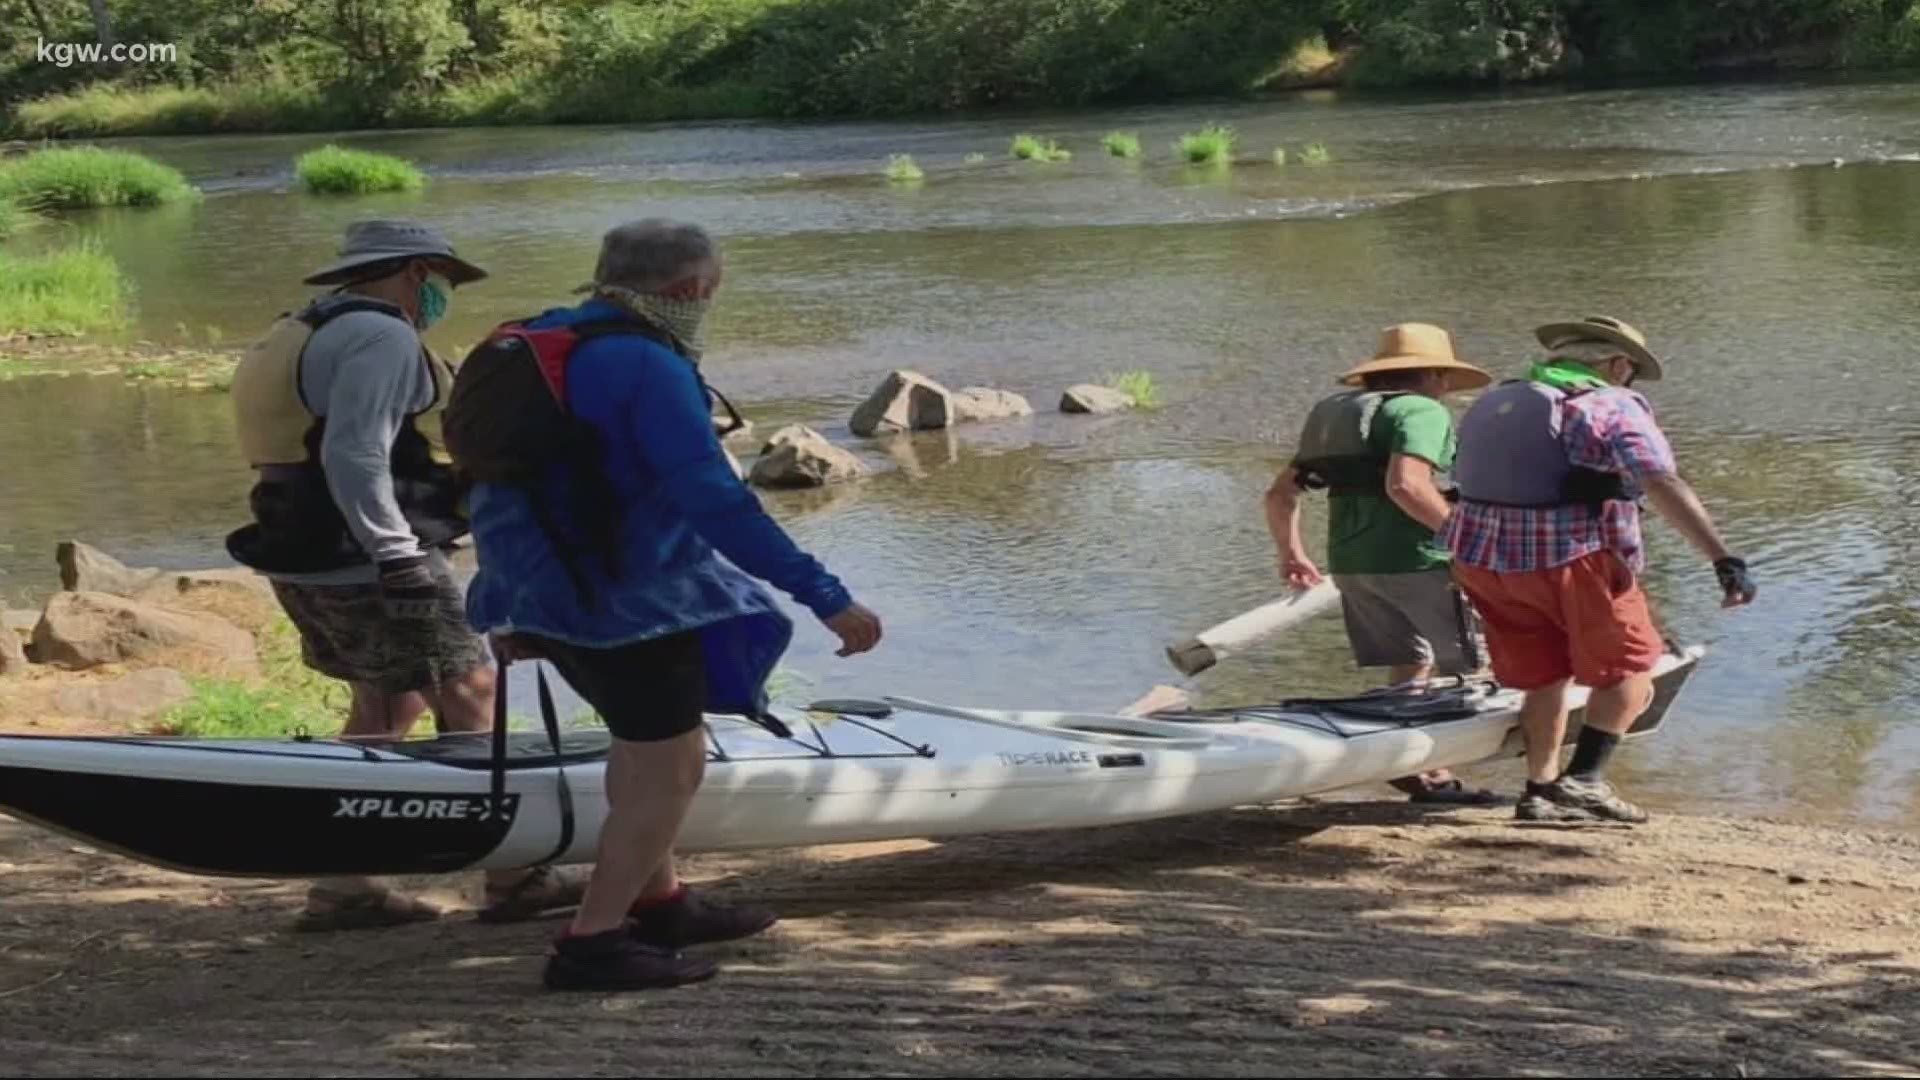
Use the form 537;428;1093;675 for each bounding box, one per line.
1407;779;1510;806
477;865;590;924
295;886;444;932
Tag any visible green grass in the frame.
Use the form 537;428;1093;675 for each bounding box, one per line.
0;147;198;210
11;80;353;138
1011;134;1071;162
0;245;127;336
883;153;924;183
1272;147;1289;166
154;615;347;739
1107;369;1163;408
1177;125;1236;165
294;144;427;195
0;195;28;239
1103;131;1141;158
1301;142;1333;165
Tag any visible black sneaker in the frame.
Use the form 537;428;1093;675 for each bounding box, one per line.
544;925;717;992
1541;776;1650;824
629;888;778;949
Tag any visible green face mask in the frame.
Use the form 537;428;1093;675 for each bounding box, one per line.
1527;358;1612;393
416;276;450;330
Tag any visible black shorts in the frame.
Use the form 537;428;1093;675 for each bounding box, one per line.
526;631;708;743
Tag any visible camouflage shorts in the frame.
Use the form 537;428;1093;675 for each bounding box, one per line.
270;571;490;695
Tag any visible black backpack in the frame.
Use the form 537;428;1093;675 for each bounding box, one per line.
442;317;674;608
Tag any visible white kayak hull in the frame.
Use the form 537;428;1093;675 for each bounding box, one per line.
0;647;1704;879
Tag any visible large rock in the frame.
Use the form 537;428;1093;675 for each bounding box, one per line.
0;623;26;676
57;541;165;597
31;591;258;675
1060;384;1136;414
850;370;954;437
952;387;1034;424
51;668;194;727
750;425;869;489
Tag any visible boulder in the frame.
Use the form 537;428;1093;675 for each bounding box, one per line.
0;624;26;676
56;541;165;597
1060;384;1136;414
952;387;1034;424
849;370;954;437
31;591;258;675
750;425;869;489
51;668;194;727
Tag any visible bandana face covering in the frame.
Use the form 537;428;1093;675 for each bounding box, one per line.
590;283;711;359
1527;357;1613;394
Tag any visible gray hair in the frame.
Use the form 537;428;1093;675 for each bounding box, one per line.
588;218;717;294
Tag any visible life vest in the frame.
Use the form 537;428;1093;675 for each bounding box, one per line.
225;297;467;574
1452;380;1628;509
1291;389;1406;494
442;313;741;609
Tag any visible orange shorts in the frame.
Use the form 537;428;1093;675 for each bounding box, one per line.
1449;550;1664;691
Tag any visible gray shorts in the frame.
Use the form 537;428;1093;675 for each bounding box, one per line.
1333;569;1484;675
270;568;489;695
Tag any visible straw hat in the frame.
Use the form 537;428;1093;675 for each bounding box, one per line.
1534;314;1663;381
303;220;488;287
1338;323;1492;391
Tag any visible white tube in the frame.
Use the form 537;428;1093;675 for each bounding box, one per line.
1164;580;1342;675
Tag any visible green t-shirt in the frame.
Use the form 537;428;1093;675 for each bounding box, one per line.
1325;393;1454;575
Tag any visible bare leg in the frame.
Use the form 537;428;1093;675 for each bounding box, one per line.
571;728;707;937
1578;673;1654;737
1388;662;1432;686
1520;679;1572;784
1384;661;1483;797
416;664;495;734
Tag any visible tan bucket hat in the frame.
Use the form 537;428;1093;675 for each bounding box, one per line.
1338;322;1492;391
303;220;488;287
1534;314;1663;381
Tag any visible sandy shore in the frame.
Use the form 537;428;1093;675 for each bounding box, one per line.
3;799;1918;1078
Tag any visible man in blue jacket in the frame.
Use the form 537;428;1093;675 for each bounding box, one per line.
463;219;883;993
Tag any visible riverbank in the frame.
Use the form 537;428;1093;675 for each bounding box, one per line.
9;0;1920;139
2;800;1916;1075
0;335;235;390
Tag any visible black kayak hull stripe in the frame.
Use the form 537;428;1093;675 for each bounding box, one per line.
0;766;515;878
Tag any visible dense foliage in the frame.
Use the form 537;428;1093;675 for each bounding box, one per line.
4;0;1919;135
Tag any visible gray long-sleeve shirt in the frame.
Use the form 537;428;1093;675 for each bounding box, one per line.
264;297;446;587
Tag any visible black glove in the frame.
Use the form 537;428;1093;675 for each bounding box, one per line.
1713;555;1756;606
377;556;440;620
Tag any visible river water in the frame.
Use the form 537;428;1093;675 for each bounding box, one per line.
4;78;1919;829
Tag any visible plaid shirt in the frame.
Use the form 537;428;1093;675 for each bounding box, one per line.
1440;385;1676;573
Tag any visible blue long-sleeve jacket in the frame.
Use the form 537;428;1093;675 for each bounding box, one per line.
463;299;851;714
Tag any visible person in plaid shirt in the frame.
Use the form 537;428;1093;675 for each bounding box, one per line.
1444;316;1757;823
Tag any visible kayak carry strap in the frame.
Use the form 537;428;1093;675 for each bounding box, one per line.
487;658;578;868
535;664;577;866
490;656;509;820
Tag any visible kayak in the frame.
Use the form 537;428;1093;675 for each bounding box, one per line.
0;645;1705;879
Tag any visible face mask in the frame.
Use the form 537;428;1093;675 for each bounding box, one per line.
588;283;712;359
415;276;450;330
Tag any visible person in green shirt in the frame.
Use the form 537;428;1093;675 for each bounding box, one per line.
1265;322;1503;805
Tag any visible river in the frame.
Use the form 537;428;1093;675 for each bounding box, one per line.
3;77;1919;830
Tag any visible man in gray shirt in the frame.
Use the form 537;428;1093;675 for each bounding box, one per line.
228;220;587;929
